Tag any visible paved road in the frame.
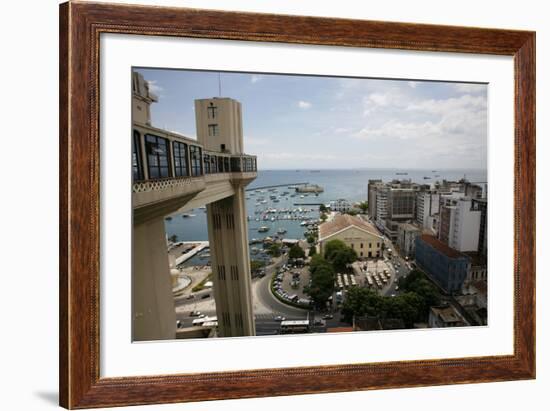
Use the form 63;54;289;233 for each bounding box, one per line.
251;262;308;318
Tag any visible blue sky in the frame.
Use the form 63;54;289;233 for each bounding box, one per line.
134;68;487;170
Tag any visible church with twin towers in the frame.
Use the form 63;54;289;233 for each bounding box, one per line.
131;71;258;341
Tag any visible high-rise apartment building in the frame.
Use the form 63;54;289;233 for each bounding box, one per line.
416;190;440;229
439;195;482;252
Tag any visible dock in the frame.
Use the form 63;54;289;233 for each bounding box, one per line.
245;182;309;192
173;241;209;266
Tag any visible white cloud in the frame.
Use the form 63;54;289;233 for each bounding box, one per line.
250;74;264;84
297;100;312;109
147;80;163;95
453;83;486;94
406;94;486;114
354;120;440;141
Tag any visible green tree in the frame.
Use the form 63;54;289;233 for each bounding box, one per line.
308;245;317;257
250;260;264;273
319;204;328;213
289;244;306;259
320;213;328;222
267;243;281;257
324;239;357;272
342;287;422;327
307;255;336;308
168;234;178;243
306;234;315;244
357;201;368;213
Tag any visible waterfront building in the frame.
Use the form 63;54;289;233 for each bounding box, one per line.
329;198;352;213
132;72;257;341
428;304;469;328
415;235;470;293
438;195;482;252
397;223;421;258
416;190;440;229
374;186;389;232
318;214;384;259
367;179;383;220
373;180;418;240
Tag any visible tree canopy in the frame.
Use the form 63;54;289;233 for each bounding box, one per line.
266;243;281;257
289;244;306;259
250;260;264;273
323;239;357;271
342;270;441;327
307;255;336;308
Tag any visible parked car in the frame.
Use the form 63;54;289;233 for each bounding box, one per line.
274;315;286;321
189;311;201;317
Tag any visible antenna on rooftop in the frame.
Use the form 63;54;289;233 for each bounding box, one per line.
218;72;222;97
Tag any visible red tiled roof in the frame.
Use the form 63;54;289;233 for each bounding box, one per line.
319;214;382;240
419;235;463;258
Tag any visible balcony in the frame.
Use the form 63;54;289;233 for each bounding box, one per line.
133;155;257;224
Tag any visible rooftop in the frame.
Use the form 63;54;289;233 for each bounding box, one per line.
419;235;463;259
430;305;465;324
319;214;383;241
399;223;421;232
463;251;487;267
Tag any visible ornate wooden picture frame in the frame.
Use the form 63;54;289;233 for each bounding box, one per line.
59;1;535;408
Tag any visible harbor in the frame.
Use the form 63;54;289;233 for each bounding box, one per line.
165;168;487;246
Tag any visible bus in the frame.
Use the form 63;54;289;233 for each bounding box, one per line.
280;320;310;334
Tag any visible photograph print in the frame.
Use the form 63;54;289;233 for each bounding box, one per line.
131;68;488;342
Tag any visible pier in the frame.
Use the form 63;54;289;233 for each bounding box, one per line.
245;182;310;191
173;241;209;266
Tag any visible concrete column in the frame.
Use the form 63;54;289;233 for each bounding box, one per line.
132;217;176;341
206;186;255;337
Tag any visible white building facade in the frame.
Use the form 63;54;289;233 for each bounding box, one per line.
439;196;481;252
416;191;440;229
329;199;352;213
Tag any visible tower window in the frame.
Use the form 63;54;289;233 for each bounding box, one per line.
208;124;219;137
207;105;218;119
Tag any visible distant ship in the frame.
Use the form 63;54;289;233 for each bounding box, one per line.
277;228;287;234
258;226;270;233
423;176;431;179
396;172;408;175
